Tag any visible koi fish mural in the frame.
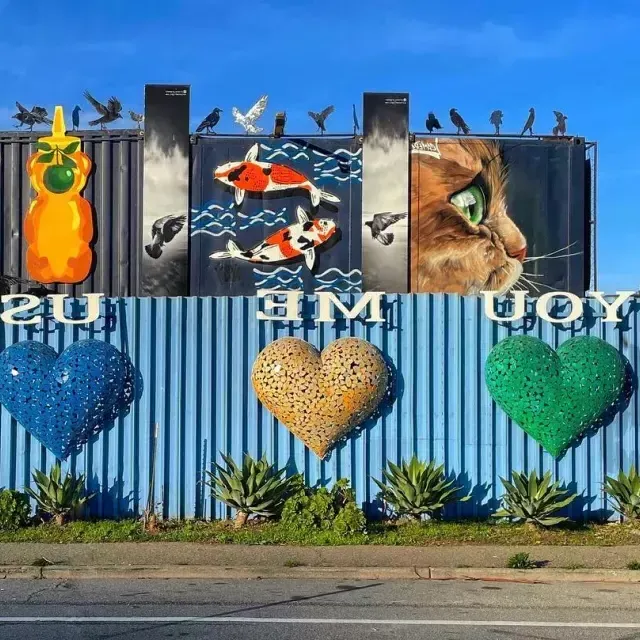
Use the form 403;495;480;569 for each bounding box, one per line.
214;143;341;207
210;207;336;271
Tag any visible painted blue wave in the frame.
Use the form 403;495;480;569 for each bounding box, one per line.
253;266;304;290
314;268;362;293
191;203;289;237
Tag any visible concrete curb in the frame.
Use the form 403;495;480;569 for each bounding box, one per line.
3;565;640;583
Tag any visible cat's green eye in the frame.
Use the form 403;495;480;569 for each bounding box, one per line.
450;185;485;225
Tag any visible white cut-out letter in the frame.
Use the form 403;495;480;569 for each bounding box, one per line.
536;291;583;323
0;295;41;325
256;289;303;321
481;290;527;322
317;292;384;323
50;293;103;325
587;290;635;322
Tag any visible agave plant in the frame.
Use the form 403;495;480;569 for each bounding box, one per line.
603;465;640;521
373;456;469;520
25;463;94;525
204;453;296;528
494;470;577;527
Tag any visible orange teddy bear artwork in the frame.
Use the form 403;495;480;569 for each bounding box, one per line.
24;106;94;284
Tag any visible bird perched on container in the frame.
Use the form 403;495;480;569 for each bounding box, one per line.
520;107;535;136
196;108;222;134
425;112;442;133
352;104;360;135
365;212;407;246
72;105;81;131
308;105;335;135
83;91;123;129
145;213;187;259
129;110;144;129
552;111;567;136
450;108;470;135
232;95;268;135
490;110;503;135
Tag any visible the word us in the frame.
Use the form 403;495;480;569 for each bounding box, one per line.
0;293;104;325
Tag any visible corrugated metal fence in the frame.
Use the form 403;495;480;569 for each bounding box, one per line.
0;293;638;521
0;130;143;297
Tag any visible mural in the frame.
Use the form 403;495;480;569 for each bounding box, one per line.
251;337;389;458
485;335;625;457
0;340;135;460
24;106;94;284
190;137;362;296
361;92;410;293
410;137;588;296
140;84;190;296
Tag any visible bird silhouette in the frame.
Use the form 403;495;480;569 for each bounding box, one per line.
30;106;51;124
365;212;407;246
145;213;187;259
129;110;144;129
308;105;335;135
72;105;81;131
552;111;567;136
232;96;268;135
0;274;52;297
196;108;222;134
352;104;360;135
425;112;442;133
521;107;535;136
84;91;123;129
12;111;37;130
490;110;503;135
12;102;51;130
450;108;470;135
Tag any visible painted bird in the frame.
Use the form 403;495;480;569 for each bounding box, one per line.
0;274;51;297
352;104;360;135
72;105;81;131
232;95;268;135
425;112;442;133
145;213;186;259
450;108;470;135
308;105;335;135
521;107;535;136
552;111;568;136
84;91;123;129
490;110;503;135
129;110;144;129
365;212;407;246
196;108;222;134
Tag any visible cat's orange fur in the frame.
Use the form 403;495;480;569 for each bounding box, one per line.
410;138;527;295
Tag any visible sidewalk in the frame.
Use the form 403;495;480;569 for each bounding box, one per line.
1;543;640;583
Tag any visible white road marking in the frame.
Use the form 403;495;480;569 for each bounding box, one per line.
0;618;639;628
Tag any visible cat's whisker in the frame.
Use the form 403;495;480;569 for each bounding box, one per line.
523;279;558;292
522;272;545;278
529;241;579;259
525;251;583;262
519;276;541;294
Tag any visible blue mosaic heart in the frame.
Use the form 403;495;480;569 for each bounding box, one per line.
0;340;134;459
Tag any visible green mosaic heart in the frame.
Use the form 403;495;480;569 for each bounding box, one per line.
485;335;625;457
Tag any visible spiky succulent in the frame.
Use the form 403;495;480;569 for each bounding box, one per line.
374;456;469;519
494;470;577;527
603;465;640;521
26;463;94;525
205;453;295;528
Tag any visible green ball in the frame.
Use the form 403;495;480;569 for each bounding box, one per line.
43;165;74;194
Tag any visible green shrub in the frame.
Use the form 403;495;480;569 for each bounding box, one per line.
603;466;640;521
281;478;366;535
26;463;94;526
494;470;577;527
0;489;31;531
627;561;640;570
373;456;469;520
507;552;537;569
204;453;297;528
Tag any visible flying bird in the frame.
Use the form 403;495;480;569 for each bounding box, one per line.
450;108;470;135
232;95;268;135
196;108;222;134
425;112;442;133
129;110;144;129
72;105;81;131
145;213;187;259
84;91;123;129
521;107;535;136
552;111;568;136
365;212;407;246
30;106;52;124
490;110;503;135
308;105;335;135
352;104;360;135
12;102;51;130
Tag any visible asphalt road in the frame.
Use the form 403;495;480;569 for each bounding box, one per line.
0;578;639;639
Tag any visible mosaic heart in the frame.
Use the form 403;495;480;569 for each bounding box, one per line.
485;335;625;457
0;340;134;459
251;337;389;458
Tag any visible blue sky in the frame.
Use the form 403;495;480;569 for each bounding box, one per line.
0;0;636;292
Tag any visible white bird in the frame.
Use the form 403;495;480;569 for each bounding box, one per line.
232;95;268;135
